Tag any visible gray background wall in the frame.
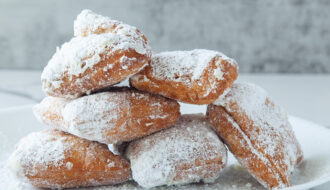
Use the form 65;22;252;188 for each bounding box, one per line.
1;0;330;73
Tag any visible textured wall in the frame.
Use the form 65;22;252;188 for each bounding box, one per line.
1;0;330;73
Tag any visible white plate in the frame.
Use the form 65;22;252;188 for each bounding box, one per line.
0;105;330;190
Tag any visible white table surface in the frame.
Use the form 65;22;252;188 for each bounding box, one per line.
0;70;329;189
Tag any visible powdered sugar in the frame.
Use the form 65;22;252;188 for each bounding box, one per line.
62;92;126;144
126;114;227;188
213;82;303;188
65;162;73;170
222;112;284;189
41;33;145;88
213;65;224;80
74;9;150;55
33;96;68;129
7;130;67;181
1;107;330;189
149;49;235;85
130;49;238;103
74;9;112;36
108;144;121;156
34;88;179;145
42;10;151;98
214;82;268;113
5;129;132;188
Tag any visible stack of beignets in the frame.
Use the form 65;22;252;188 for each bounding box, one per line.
9;9;181;188
8;9;303;190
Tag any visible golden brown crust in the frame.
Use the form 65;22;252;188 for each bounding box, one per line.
9;130;131;188
34;87;181;144
206;83;303;189
130;51;238;104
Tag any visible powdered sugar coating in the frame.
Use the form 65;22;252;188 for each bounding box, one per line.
212;82;303;189
74;10;147;45
107;143;129;156
7;130;68;184
74;9;150;56
149;49;236;85
34;88;180;144
63;90;179;144
7;130;131;188
214;82;268;114
61;91;126;143
130;49;238;104
42;10;151;99
74;9;108;36
108;144;121;156
222;112;283;189
33;96;68;128
41;33;148;97
126;114;227;188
